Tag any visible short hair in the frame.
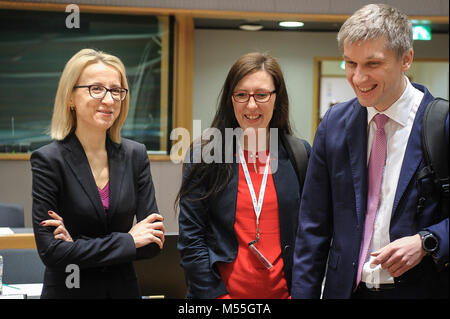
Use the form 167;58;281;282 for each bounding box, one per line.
212;52;292;134
50;48;129;143
337;3;413;58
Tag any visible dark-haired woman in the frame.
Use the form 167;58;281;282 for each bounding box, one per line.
176;52;311;299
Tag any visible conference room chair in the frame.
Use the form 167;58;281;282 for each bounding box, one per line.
0;202;25;227
0;249;45;284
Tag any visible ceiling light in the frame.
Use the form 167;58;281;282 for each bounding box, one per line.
279;21;304;28
239;23;263;31
410;19;431;25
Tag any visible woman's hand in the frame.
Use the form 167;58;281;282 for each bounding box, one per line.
40;210;73;242
128;213;165;249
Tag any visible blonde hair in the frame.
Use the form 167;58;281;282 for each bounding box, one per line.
50;48;129;143
337;4;413;59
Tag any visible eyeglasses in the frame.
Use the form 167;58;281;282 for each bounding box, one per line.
232;90;276;103
73;85;128;102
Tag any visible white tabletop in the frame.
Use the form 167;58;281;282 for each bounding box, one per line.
1;283;43;299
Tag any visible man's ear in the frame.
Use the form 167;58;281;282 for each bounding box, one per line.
401;48;414;72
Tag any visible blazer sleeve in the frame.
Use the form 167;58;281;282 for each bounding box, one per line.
133;142;161;260
177;162;227;298
292;110;334;299
31;148;136;269
302;139;312;158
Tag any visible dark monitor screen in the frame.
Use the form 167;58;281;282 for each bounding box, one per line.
133;233;187;299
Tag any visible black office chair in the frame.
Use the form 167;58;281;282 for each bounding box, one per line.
0;202;25;227
0;249;45;284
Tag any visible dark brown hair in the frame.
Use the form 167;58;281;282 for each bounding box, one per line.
211;52;291;134
175;52;292;209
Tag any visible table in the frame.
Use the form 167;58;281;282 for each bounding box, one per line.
1;228;41;298
0;283;43;299
0;228;35;249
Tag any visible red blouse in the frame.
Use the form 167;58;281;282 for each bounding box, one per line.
216;150;290;299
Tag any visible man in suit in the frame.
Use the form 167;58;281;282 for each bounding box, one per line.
292;4;448;299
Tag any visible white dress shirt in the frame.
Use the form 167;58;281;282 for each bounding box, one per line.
361;76;424;286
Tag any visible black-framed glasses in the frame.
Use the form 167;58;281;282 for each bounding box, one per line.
232;90;276;103
73;85;128;102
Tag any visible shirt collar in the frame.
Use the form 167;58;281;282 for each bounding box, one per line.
367;75;414;127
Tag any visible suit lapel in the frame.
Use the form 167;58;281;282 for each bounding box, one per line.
106;136;126;219
392;85;433;215
345;101;368;226
62;133;107;227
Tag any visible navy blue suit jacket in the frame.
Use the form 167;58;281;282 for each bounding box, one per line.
31;133;159;298
178;138;310;298
292;84;449;299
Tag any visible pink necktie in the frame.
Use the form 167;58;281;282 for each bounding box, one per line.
356;113;389;288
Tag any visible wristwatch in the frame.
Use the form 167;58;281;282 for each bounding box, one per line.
418;230;439;254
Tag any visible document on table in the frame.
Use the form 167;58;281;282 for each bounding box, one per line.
0;227;14;236
1;283;43;298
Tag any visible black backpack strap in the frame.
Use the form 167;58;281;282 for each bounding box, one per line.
419;98;449;218
422;98;449;198
280;133;308;193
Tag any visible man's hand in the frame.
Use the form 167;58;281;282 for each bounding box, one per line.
370;234;427;277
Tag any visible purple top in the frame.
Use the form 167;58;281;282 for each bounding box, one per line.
98;181;110;211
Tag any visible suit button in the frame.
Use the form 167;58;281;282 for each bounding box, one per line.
352;262;356;267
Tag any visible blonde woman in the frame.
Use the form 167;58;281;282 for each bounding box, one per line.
31;49;165;299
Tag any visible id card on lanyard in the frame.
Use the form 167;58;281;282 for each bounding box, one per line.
238;144;273;270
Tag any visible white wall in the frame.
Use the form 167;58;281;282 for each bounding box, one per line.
320;77;355;118
1;30;448;230
408;62;449;99
193;30;449;143
193;30;344;143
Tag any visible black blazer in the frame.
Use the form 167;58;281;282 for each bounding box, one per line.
177;138;311;298
31;132;159;299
